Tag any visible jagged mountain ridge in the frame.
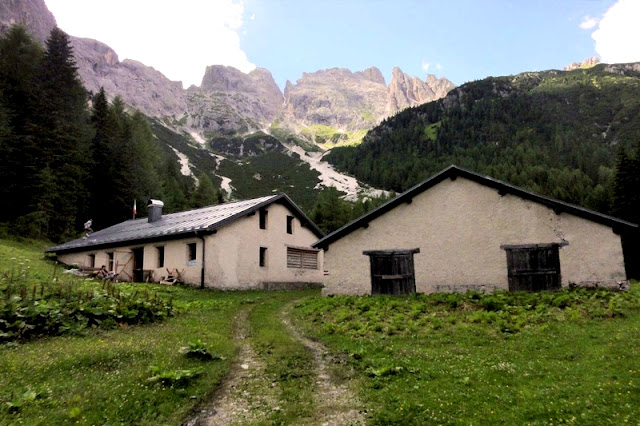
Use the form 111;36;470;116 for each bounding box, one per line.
0;0;455;140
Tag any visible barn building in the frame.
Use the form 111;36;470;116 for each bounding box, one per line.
48;195;324;289
313;166;636;295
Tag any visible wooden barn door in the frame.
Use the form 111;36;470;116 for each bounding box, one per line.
503;244;561;291
363;249;420;295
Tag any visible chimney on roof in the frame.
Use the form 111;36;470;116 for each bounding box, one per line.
148;199;164;223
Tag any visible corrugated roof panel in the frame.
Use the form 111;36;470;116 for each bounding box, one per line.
49;195;278;252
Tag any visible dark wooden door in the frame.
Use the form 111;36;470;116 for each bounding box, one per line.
132;247;144;282
505;245;561;291
364;249;419;295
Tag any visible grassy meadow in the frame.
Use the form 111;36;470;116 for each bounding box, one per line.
293;287;640;424
0;238;316;424
2;238;640;424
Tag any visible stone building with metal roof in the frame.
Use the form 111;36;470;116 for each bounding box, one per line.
48;194;325;289
313;165;637;296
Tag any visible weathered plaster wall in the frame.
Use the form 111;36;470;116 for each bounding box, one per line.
205;203;323;289
323;177;627;295
58;236;203;284
57;203;323;288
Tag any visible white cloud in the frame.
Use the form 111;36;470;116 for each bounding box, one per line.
579;16;599;30
591;0;640;64
421;61;430;71
45;0;255;88
436;63;443;70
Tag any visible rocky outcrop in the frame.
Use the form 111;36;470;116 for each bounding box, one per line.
283;67;389;130
186;65;283;134
283;66;454;130
0;0;56;43
387;67;455;113
71;36;187;117
564;56;601;71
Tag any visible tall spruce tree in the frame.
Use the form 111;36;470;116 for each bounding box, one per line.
613;141;640;279
0;26;43;224
190;173;221;208
31;27;92;241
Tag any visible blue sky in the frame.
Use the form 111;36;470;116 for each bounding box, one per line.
241;0;615;88
46;0;639;90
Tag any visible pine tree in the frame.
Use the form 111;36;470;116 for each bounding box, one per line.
0;26;43;224
190;173;220;208
32;27;92;241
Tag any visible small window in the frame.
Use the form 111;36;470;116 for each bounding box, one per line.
259;247;267;267
287;247;318;269
157;246;165;268
187;243;197;262
259;209;268;230
286;215;294;234
107;252;114;271
88;254;96;268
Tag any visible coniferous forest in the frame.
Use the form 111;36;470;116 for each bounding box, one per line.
327;68;640;224
0;26;221;242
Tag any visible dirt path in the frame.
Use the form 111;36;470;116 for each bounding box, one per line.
184;303;365;426
281;306;366;426
183;307;277;426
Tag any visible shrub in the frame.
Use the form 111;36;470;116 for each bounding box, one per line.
179;339;222;361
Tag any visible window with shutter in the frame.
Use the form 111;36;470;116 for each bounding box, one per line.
287;247;318;269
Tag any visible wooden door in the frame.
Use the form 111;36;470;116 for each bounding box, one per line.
364;249;420;295
132;247;144;282
505;245;561;291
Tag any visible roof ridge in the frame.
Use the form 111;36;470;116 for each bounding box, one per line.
313;165;637;249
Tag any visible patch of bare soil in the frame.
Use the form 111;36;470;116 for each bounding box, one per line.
281;307;366;426
183;307;277;426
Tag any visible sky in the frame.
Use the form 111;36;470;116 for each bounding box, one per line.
44;0;640;90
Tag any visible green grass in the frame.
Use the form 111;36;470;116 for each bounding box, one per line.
6;238;640;424
301;125;367;148
0;239;318;424
292;286;640;424
249;292;317;423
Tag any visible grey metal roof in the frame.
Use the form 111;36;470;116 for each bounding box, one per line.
49;194;323;253
313;165;638;249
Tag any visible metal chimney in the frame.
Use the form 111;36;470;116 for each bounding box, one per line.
148;199;164;223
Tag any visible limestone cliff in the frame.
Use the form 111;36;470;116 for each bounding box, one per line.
0;0;56;43
71;37;187;117
186;65;283;134
283;67;389;130
387;67;455;113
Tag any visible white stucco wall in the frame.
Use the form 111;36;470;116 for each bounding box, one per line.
57;236;203;284
204;203;324;289
322;177;627;295
57;202;323;288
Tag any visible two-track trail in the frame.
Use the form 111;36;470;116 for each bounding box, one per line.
183;301;365;425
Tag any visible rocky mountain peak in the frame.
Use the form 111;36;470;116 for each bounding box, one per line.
0;0;56;44
283;67;389;130
387;68;455;113
564;56;601;71
357;66;386;85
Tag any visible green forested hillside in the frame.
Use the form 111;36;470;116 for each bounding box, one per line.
327;64;640;216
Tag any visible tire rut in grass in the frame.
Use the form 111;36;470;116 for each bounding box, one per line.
281;305;366;426
183;306;278;426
